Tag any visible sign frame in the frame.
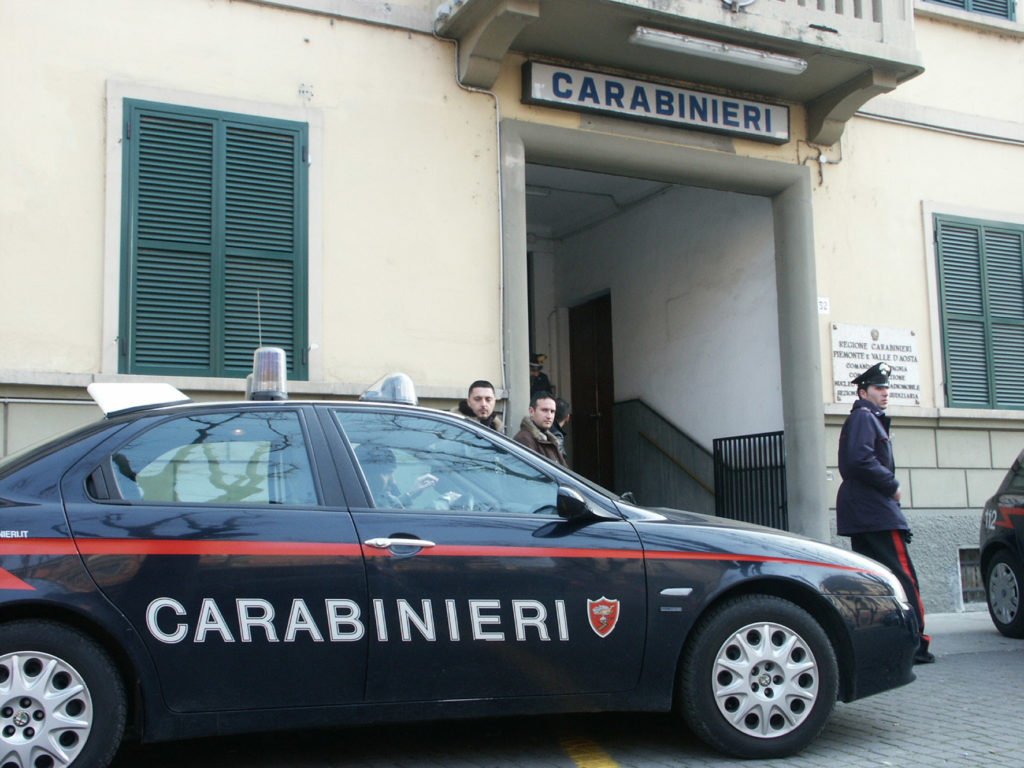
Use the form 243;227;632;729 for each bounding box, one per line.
521;61;791;144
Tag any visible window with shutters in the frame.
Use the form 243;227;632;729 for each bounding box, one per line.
119;100;308;379
935;214;1024;409
923;0;1015;20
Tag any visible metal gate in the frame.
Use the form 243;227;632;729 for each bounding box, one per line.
712;431;787;530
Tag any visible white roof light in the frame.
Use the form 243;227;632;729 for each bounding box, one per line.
87;382;191;416
359;373;418;405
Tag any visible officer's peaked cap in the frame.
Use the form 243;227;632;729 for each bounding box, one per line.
852;362;891;389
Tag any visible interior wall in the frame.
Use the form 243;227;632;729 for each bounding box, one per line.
549;185;784;449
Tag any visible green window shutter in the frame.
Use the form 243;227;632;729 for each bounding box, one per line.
987;229;1024;407
120;101;308;379
130;113;215;372
936;216;1024;409
925;0;1014;19
222;124;305;376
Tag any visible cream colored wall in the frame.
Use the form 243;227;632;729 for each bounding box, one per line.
813;12;1024;610
813;13;1024;413
0;0;501;395
896;16;1024;122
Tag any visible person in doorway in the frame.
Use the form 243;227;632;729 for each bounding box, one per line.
836;361;934;664
453;380;503;432
529;353;554;397
550;397;572;466
513;391;567;467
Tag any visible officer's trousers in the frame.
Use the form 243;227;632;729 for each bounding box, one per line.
850;529;931;655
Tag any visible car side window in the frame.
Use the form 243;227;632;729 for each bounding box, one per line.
108;410;318;505
1004;463;1024;496
334;411;559;515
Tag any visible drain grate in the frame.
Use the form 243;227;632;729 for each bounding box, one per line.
959;547;985;604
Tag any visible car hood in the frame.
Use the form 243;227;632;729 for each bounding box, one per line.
615;500;892;575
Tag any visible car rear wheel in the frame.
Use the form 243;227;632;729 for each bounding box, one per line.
0;621;126;768
986;550;1024;638
679;595;838;759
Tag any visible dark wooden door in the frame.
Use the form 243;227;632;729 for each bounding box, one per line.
569;294;614;487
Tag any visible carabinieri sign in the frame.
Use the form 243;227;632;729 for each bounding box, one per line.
522;61;790;144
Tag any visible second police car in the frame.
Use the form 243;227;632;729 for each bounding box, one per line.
0;365;918;767
980;448;1024;637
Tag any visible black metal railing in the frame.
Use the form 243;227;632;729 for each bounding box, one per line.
713;431;787;530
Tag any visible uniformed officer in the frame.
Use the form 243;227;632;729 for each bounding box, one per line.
529;353;554;397
837;362;934;664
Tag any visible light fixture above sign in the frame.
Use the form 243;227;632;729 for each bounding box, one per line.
628;26;808;75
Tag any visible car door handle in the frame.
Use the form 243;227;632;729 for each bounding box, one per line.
363;537;436;549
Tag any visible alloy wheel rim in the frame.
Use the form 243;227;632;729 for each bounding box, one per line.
0;650;93;768
711;621;819;739
989;562;1020;625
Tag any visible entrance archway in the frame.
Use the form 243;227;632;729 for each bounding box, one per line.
500;119;826;541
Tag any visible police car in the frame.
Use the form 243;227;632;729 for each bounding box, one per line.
0;362;918;767
980;448;1024;637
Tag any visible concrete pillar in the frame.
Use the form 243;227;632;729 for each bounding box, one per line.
498;124;531;431
773;177;830;541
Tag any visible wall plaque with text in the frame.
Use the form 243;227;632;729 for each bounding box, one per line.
831;323;921;406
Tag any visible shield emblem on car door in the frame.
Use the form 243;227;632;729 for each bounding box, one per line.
587;597;619;637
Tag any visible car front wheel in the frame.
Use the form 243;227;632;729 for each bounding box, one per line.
986;550;1024;638
0;620;126;768
679;595;838;759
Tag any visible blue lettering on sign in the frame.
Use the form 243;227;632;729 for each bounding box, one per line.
722;101;740;127
578;77;600;104
553;72;572;99
533;63;786;142
743;105;761;131
629;85;651;112
655;89;673;116
689;95;707;123
605;81;625;108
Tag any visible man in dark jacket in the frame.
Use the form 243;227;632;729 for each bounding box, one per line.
453;380;503;432
837;361;933;664
513;392;567;467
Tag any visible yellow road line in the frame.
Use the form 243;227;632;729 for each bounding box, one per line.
560;735;620;768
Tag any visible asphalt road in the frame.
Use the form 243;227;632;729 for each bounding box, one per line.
110;611;1024;768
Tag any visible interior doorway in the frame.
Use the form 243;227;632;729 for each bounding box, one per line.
569;293;614;487
522;160;786;499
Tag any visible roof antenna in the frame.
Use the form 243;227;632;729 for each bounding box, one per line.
256;288;264;347
245;288;288;401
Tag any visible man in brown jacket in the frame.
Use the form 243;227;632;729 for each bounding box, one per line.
513;392;567;467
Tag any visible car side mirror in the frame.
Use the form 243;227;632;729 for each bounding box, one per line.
556;485;590;519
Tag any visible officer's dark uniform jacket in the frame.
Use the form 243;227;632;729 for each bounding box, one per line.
836;398;908;535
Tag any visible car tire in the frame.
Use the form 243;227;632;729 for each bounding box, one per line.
986;550;1024;638
0;620;127;768
679;595;838;759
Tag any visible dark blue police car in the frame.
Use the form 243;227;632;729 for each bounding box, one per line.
0;374;917;767
980;448;1024;637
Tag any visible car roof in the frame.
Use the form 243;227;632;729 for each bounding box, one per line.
88;382;448;420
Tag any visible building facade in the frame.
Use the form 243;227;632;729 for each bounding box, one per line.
2;0;1022;610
